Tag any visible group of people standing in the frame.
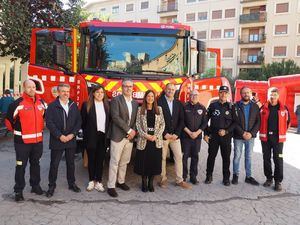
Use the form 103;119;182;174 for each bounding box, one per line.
5;78;290;202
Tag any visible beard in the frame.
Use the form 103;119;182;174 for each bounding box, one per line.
242;96;250;102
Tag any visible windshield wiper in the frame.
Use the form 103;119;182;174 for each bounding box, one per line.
137;70;174;75
82;68;128;75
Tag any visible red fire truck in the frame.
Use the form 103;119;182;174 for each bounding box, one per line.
28;20;232;107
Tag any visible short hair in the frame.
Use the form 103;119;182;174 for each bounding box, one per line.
165;83;175;89
268;87;279;94
122;78;133;86
240;86;251;94
57;83;70;91
4;89;11;95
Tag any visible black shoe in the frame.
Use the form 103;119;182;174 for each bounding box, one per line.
205;176;212;184
46;187;55;198
141;176;148;192
190;177;199;185
245;177;259;186
15;192;24;202
231;174;238;185
69;183;81;193
263;179;273;187
148;176;154;192
116;182;130;191
223;180;230;186
183;178;187;182
274;182;282;192
107;188;118;197
31;185;44;195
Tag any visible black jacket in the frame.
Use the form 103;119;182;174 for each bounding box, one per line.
205;101;235;136
182;102;208;139
46;97;81;150
233;101;261;139
158;95;184;138
81;101;110;149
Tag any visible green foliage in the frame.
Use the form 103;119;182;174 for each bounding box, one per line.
0;0;88;63
262;59;300;79
238;69;264;81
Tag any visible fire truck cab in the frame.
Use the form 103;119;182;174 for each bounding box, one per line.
28;20;231;108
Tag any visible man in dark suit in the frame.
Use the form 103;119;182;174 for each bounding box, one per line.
158;83;191;189
107;79;139;197
45;83;82;197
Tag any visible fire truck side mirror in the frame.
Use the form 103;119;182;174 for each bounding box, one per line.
197;40;206;75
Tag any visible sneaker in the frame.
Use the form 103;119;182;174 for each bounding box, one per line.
205;176;212;184
245;177;259;186
176;181;192;189
31;185;44;195
116;183;130;191
263;179;273;187
190;177;199;185
94;182;105;192
274;182;282;192
86;181;95;191
231;174;238;185
223;180;230;186
107;188;118;197
158;179;168;188
15;192;24;202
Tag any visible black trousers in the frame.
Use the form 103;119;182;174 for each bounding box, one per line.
261;139;284;183
48;147;76;188
206;133;232;181
86;131;106;182
14;142;43;193
182;138;201;180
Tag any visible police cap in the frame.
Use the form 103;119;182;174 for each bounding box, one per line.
219;85;229;93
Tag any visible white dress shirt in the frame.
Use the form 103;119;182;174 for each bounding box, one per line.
94;100;106;133
165;95;173;115
59;99;69;116
124;96;133;134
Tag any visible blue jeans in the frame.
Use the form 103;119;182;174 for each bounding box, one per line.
233;138;255;178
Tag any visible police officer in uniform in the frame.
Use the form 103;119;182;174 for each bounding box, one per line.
204;86;235;186
182;90;208;184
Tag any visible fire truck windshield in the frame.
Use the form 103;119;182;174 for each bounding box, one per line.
81;28;188;76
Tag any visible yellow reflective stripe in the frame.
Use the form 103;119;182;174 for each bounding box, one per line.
96;77;105;84
105;81;118;91
16;161;23;166
149;82;163;92
84;75;93;81
163;80;170;85
135;82;148;92
174;78;183;84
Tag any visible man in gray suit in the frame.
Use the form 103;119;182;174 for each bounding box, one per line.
107;79;139;197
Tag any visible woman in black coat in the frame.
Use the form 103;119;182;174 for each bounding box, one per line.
81;85;110;192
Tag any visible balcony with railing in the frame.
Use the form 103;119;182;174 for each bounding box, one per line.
239;33;266;44
237;54;264;65
158;1;178;13
240;11;267;24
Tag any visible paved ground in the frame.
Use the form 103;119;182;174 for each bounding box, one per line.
0;129;299;225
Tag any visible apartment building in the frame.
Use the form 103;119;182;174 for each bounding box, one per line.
84;0;300;77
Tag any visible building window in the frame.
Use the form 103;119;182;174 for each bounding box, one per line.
297;46;300;56
224;29;234;38
126;3;134;12
275;25;288;35
212;10;222;20
273;46;287;57
223;49;233;58
187;0;196;3
100;8;106;12
141;1;149;10
112;6;119;14
222;68;233;76
197;31;207;39
198;12;208;21
225;9;235;18
186;13;196;22
211;29;221;39
298;23;300;34
276;3;289;13
126;20;134;23
140;19;148;23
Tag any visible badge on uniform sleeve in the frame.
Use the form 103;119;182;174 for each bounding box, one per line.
225;111;229;115
213;109;220;116
281;111;285;117
197;109;203;115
